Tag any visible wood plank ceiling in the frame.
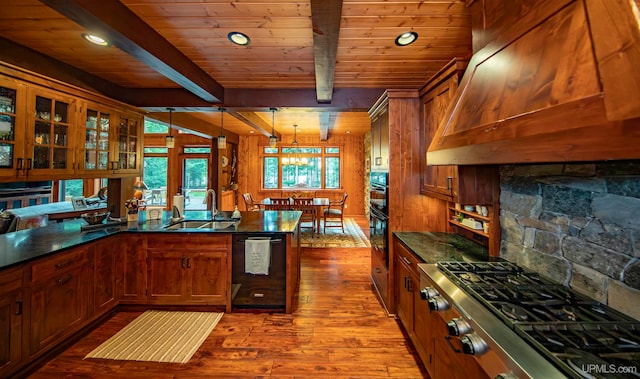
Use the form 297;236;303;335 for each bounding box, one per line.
0;0;471;138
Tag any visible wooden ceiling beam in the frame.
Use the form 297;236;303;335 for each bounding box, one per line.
311;0;343;103
223;88;383;111
228;110;282;139
38;0;224;103
147;111;239;144
319;112;330;141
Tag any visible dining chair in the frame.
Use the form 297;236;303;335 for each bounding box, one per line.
265;197;291;210
293;197;316;237
242;192;261;211
323;193;348;233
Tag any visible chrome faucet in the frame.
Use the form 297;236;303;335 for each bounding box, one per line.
171;205;182;222
203;189;216;215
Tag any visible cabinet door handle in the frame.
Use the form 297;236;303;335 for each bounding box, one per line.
15;300;22;316
180;257;185;268
56;274;73;285
186;258;191;268
375;268;382;274
17;158;23;170
407;277;413;292
26;158;32;170
402;256;412;265
446;177;453;191
55;259;74;269
444;336;462;353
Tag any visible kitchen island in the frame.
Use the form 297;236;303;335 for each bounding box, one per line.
0;210;301;379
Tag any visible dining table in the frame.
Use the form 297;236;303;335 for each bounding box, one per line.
259;197;329;234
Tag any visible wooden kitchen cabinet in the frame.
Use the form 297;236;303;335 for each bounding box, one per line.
147;234;230;307
393;239;430;366
77;101;114;174
26;87;77;178
92;241;118;316
420;58;468;202
0;266;24;378
432;307;489;379
0;77;28;181
118;233;147;303
27;245;91;357
115;112;142;174
369;103;389;171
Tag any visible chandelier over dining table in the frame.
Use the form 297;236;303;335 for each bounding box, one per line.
281;124;307;166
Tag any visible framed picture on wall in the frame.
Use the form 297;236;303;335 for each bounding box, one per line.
72;196;88;210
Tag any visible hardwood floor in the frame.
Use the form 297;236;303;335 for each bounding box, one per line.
27;217;428;378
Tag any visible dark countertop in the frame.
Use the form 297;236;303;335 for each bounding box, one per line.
0;210;301;270
393;231;490;263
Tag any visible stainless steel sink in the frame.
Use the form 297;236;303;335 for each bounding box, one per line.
164;220;212;230
209;221;236;229
164;220;237;230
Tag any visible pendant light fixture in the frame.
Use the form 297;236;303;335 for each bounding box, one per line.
217;108;227;149
165;107;175;148
269;107;278;148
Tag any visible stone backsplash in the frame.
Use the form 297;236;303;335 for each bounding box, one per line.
499;161;640;320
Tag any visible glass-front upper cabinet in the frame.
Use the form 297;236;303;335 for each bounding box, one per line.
116;113;142;174
0;78;27;180
79;102;112;173
28;88;76;176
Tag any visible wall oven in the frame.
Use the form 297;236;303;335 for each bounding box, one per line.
370;172;388;267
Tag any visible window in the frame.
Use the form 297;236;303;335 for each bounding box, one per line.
263;146;341;189
144;118;168;134
143;147;168;205
59;179;83;200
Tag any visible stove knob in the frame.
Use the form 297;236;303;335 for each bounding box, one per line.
420;286;439;300
460;333;488;355
427;296;449;311
446;317;471;336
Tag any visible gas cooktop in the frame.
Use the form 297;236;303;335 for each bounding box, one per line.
437;261;640;378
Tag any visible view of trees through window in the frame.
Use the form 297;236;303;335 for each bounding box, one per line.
263;146;340;189
144;118;169;133
60;179;83;200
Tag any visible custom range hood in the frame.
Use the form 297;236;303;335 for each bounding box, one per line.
427;0;640;165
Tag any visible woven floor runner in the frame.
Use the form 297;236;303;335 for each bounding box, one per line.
85;310;223;364
300;217;370;248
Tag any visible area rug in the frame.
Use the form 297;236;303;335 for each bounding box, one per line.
300;217;370;248
84;310;223;364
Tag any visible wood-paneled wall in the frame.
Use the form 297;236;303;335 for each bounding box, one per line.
237;134;366;216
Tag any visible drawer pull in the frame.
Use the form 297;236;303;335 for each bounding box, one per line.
445;336;462;353
15;300;22;316
402;256;412;265
55;259;74;269
56;274;73;285
375;267;382;274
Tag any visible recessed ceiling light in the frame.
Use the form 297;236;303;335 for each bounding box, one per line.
228;32;250;46
395;31;418;46
81;32;111;47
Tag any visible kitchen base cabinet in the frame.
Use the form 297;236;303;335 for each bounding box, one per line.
92;242;118;316
146;234;230;308
432;308;489;379
393;238;431;368
0;266;23;378
27;246;90;357
370;247;389;313
118;233;147;303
